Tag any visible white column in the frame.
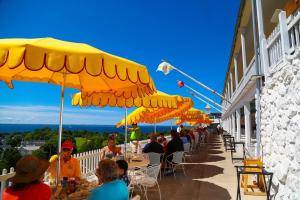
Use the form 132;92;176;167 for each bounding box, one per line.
227;82;231;98
244;102;251;148
236;109;241;142
230;72;234;96
240;28;247;75
234;55;239;87
279;11;289;58
232;113;236;138
227;117;230;133
229;117;232;134
256;0;268;74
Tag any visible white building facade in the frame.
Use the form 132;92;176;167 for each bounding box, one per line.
222;0;300;199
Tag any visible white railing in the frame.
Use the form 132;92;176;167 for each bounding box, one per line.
0;168;15;198
287;9;300;52
266;9;300;70
266;25;282;67
73;149;102;176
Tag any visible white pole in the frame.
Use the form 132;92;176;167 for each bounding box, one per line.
154;118;157;134
124;107;128;158
192;94;223;113
163;60;231;104
184;83;227;110
56;76;65;186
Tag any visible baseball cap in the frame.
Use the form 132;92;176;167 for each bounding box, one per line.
61;140;74;150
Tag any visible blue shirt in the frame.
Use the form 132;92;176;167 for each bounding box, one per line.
88;180;129;200
180;136;189;144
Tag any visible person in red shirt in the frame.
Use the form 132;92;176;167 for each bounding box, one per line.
2;155;51;200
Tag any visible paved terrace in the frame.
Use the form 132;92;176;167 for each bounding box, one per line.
147;134;266;200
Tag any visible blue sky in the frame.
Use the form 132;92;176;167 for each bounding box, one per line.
0;0;240;125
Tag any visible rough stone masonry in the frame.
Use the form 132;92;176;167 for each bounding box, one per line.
260;51;300;200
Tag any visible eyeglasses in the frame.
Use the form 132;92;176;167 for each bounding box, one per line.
62;148;71;152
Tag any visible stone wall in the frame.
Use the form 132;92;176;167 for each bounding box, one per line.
260;54;300;200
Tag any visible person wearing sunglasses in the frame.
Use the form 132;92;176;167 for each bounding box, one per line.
49;140;81;182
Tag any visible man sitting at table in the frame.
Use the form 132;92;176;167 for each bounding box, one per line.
165;130;184;162
49;140;81;181
143;133;164;154
88;159;128;200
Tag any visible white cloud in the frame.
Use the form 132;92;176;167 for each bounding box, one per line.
0;105;123;125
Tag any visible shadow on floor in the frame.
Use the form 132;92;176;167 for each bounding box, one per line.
190;181;232;200
189;164;224;179
206;150;224;155
198;155;226;163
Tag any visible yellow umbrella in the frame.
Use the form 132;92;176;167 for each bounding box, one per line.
175;108;213;125
0;37;156;183
72;91;180;108
0;38;155;95
116;96;193;126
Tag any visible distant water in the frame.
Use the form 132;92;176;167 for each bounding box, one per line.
0;124;174;134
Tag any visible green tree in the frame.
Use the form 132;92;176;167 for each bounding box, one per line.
0;148;22;171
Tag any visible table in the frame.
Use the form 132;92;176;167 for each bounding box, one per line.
127;156;150;170
235;166;273;200
51;179;97;200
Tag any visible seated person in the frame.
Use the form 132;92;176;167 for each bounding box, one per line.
165;130;184;162
116;160;130;186
179;131;189;144
49;140;81;181
101;135;122;160
88;159;128;200
158;133;168;149
2;155;51;200
143;133;164;154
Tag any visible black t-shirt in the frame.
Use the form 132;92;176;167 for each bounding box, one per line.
143;142;164;153
166;137;184;155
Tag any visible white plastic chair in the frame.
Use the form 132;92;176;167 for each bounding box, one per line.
164;151;186;178
146;153;162;166
183;143;191;153
129;164;162;200
183;143;192;162
146;153;162;179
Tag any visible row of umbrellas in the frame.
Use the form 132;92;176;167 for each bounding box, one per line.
0;37;212;183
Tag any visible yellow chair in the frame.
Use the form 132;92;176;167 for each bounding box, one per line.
241;159;266;196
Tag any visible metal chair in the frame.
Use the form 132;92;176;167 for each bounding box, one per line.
146;152;162;179
130;164;162;200
164;151;186;178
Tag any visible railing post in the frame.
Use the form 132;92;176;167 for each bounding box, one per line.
279;11;290;59
260;37;269;75
1;169;7;195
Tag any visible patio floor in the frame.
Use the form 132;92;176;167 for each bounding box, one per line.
146;133;266;200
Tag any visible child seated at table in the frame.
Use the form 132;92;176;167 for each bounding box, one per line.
116;160;130;186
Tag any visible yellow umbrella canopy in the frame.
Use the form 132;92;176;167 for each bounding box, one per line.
176;115;212;125
116;96;193;126
0;37;157;183
175;108;213;125
72;91;180;108
0;38;156;96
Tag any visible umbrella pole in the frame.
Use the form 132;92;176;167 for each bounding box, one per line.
124;107;128;158
56;75;66;186
56;85;65;185
154;118;157;134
